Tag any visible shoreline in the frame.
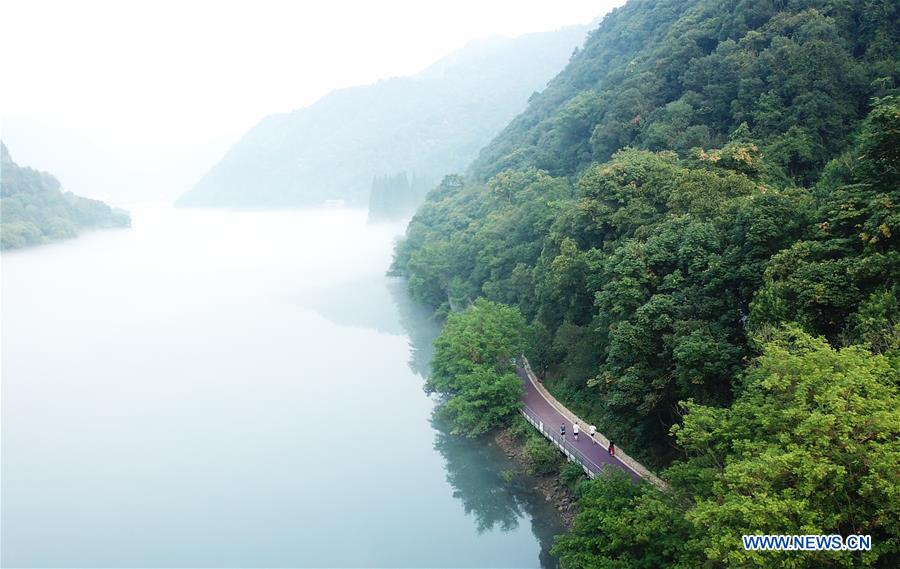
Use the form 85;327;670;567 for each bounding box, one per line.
493;426;579;528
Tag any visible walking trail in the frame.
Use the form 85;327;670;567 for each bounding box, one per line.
517;358;666;489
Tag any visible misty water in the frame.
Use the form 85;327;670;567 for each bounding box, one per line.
1;205;564;568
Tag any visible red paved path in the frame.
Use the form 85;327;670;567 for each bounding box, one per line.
517;366;643;483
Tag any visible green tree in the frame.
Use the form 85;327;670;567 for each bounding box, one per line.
556;329;900;568
389;0;900;564
676;328;900;567
428;299;528;436
751;96;900;347
552;469;690;569
525;435;564;476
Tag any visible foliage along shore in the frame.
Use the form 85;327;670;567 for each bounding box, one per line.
1;142;130;250
493;419;585;528
398;0;900;567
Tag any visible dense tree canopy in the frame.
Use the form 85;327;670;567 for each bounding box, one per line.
1;143;130;249
554;329;900;568
393;0;900;565
394;5;899;462
428;299;529;437
397;137;824;459
470;0;899;187
751;96;900;349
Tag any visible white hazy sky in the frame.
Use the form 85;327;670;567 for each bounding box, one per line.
1;0;623;195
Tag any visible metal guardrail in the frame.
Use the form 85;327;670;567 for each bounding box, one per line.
520;404;605;478
518;356;668;490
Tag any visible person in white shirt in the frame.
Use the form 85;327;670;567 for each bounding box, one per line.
589;425;596;439
573;423;579;441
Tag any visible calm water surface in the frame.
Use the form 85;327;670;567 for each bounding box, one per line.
1;205;563;567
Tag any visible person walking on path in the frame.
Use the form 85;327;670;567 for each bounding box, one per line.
560;424;566;440
608;441;616;456
589;425;596;439
573;423;579;441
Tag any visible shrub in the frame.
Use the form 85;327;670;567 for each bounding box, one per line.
525;435;563;476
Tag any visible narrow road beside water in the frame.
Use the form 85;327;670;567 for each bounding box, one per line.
518;366;643;484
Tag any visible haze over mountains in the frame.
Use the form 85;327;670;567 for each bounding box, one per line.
1;118;234;206
176;24;591;208
3;0;899;566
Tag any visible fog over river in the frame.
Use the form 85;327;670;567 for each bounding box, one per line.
1;205;563;567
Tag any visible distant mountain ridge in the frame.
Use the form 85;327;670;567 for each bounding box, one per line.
176;24;590;208
0;142;130;249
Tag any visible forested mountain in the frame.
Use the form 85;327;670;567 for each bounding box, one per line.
0;143;130;249
469;0;898;186
392;0;899;566
176;25;590;209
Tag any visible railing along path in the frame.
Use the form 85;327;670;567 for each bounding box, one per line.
517;356;667;490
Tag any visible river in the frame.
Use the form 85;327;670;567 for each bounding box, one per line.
1;204;563;567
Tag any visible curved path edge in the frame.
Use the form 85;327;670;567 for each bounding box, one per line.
517;356;668;490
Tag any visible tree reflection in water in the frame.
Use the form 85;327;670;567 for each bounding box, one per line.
389;277;565;568
386;277;441;378
432;413;524;533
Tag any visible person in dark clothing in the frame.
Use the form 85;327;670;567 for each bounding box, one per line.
560;424;566;439
608;442;615;456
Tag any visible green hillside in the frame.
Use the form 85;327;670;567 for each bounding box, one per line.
176;25;590;209
470;0;898;186
392;1;900;566
1;142;130;249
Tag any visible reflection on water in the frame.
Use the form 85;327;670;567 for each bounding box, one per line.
432;421;565;569
304;274;439;378
388;277;565;567
301;275;407;337
2;204;562;568
305;273;566;566
386;277;442;379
